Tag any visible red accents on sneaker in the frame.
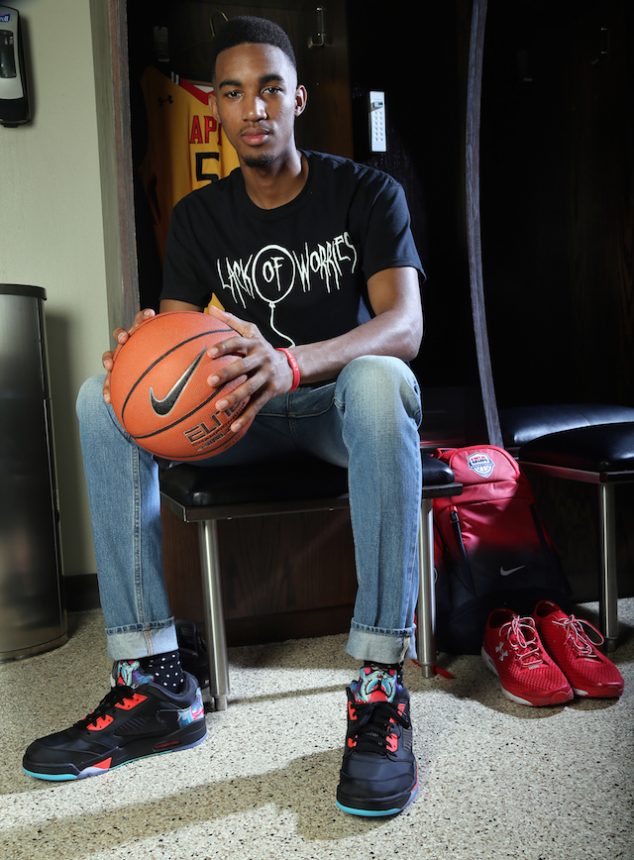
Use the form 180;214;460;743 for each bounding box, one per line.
153;739;181;751
86;714;115;732
92;757;112;771
482;608;574;706
86;691;146;728
115;692;148;710
532;601;624;699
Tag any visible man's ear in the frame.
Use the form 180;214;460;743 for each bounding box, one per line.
294;85;308;117
208;89;220;121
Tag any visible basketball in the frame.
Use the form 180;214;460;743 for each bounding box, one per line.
109;312;252;460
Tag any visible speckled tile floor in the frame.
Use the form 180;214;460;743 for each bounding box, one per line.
1;601;633;860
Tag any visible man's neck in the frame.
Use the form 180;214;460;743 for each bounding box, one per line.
241;149;308;210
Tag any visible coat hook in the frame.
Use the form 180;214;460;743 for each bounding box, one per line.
209;10;229;39
591;25;610;65
308;6;327;48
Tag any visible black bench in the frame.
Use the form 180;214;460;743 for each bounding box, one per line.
160;452;460;710
502;405;634;650
518;422;634;650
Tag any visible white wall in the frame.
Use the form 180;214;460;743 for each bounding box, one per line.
0;0;109;575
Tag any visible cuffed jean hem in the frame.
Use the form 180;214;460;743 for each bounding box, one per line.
105;620;178;660
346;621;417;665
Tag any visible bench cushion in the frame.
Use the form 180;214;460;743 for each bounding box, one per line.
159;452;457;508
159;457;347;507
519;422;634;473
501;404;634;448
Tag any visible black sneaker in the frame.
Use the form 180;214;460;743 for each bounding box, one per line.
336;667;418;817
22;670;206;781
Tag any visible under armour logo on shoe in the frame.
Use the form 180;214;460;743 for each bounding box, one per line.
496;642;509;661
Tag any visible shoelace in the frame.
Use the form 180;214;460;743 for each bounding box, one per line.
500;615;544;668
553;614;604;657
74;685;137;730
347;690;410;754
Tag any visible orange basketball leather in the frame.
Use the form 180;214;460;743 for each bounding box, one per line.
109;312;252;460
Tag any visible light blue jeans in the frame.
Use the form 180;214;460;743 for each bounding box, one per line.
76;356;423;665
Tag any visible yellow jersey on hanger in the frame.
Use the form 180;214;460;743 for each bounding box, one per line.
139;66;240;259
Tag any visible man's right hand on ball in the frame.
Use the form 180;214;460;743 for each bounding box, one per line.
102;308;156;403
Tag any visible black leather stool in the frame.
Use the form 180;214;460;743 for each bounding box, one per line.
517;422;634;650
160;452;460;710
501;404;634;455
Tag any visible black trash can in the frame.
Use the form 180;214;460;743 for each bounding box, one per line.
0;284;67;660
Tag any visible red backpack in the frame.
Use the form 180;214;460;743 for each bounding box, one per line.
432;445;571;654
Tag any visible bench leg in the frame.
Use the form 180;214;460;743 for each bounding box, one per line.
598;483;619;651
198;519;230;710
416;499;437;678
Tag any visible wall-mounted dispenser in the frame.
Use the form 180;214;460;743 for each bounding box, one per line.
0;6;30;126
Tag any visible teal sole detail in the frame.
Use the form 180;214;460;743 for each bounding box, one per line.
22;768;78;782
336;783;419;817
336;800;402;817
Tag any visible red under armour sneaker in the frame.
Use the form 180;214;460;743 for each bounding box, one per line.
533;600;624;698
482;608;573;706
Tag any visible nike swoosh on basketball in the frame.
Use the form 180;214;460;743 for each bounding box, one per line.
499;565;525;576
149;349;205;416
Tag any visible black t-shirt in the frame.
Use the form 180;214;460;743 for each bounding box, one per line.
161;150;424;348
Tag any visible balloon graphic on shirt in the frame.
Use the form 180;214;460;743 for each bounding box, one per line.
252;245;295;346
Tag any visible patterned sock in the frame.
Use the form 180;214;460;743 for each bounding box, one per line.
352;662;403;704
363;660;404;684
112;651;185;691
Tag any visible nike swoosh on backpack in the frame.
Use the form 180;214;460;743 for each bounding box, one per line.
499;565;525;576
149;349;206;416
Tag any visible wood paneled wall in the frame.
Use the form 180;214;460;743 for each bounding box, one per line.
480;0;633;408
161;505;358;644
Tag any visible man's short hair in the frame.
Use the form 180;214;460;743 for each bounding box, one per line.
210;16;297;81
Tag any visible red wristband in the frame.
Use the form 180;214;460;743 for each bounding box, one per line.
276;347;301;392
